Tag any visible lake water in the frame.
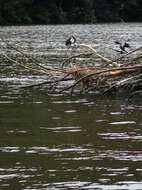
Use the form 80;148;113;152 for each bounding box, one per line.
0;23;142;190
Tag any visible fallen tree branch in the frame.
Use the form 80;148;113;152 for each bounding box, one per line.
59;65;142;93
0;37;55;72
76;44;120;67
114;46;142;62
3;53;50;75
8;45;53;72
103;74;142;95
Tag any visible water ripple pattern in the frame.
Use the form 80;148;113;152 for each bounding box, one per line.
0;24;142;189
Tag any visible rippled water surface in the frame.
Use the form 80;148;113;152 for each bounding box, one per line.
0;23;142;189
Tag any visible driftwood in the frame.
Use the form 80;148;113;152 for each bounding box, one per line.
1;39;142;97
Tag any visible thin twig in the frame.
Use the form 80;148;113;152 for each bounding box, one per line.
61;52;93;67
128;90;142;101
8;45;53;72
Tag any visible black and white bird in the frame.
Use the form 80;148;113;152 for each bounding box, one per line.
65;36;76;47
115;41;130;53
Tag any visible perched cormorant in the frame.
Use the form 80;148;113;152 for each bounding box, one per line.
65;36;76;47
115;41;130;53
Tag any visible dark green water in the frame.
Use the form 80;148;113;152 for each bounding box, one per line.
0;23;142;189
